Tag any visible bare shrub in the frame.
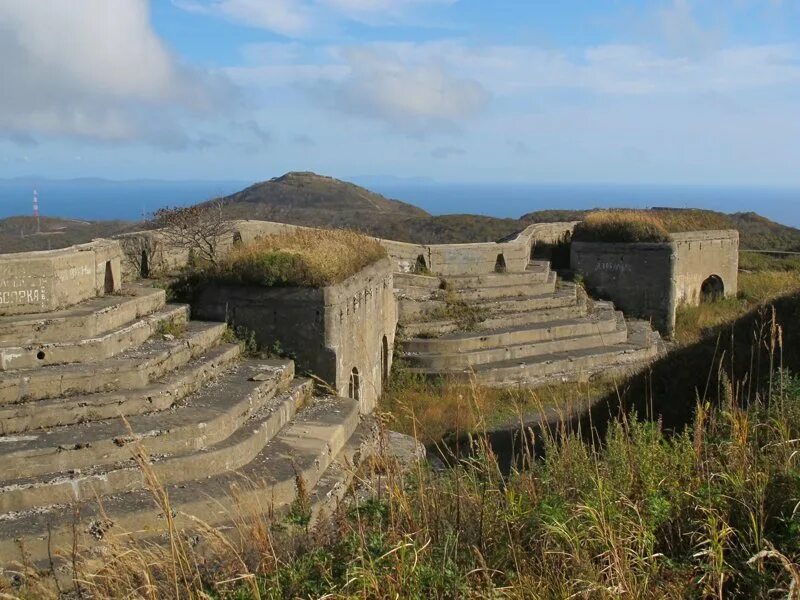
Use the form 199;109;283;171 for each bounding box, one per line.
152;200;234;267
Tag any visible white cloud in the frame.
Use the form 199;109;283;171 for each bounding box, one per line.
175;0;456;36
319;46;489;133
0;0;224;145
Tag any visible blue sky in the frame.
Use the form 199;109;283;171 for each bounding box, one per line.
1;0;799;185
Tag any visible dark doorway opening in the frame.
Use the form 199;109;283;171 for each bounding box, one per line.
140;250;150;279
700;275;724;303
494;254;507;273
381;336;389;386
103;261;115;294
414;255;428;274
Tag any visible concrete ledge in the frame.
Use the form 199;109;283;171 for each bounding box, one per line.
0;343;242;434
0;304;189;371
0;286;166;346
0;321;227;404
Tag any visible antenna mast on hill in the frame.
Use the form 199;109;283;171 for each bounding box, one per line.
32;187;41;233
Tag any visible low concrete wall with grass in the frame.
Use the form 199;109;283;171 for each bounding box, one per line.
191;258;396;413
0;240;123;316
571;229;739;336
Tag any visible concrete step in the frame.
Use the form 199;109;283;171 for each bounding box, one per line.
0;360;295;481
0;395;361;566
0;285;166;346
398;285;578;324
441;266;552;288
398;303;589;338
0;303;189;371
0;321;228;405
404;313;629;370
0;343;242;434
402;308;621;354
394;272;441;290
449;271;557;302
0;374;312;514
409;332;661;388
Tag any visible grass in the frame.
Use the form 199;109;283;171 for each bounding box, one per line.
205;228;387;287
381;363;618;445
429;291;489;331
572;209;735;244
675;254;800;344
15;368;800;598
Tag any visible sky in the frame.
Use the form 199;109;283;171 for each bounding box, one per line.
0;0;799;185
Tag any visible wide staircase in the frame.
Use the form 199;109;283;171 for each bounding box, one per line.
395;260;662;386
0;282;373;571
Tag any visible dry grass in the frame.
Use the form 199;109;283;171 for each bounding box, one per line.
380;369;617;444
675;268;800;344
573;209;734;243
573;210;672;243
211;228;387;287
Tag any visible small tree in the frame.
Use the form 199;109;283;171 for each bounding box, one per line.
152;200;234;267
119;233;161;279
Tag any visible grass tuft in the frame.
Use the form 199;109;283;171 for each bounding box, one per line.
206;228;387;287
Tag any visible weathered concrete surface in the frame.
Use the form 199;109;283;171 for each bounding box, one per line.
193;258;397;413
0;240;122;316
0;395;361;568
571;230;739;335
0;285;165;345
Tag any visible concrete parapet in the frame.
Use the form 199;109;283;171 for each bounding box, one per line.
0;239;123;316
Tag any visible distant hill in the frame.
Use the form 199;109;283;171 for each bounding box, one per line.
212;172;429;229
0;216;133;253
1;173;798;253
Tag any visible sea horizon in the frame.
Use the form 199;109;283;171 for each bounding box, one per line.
0;176;798;229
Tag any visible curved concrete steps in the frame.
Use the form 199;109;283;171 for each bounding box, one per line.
0;376;314;514
399;303;589;338
0;343;242;434
0;360;295;480
0;321;228;404
452;270;556;302
404;313;629;370
0;395;362;566
0;303;189;371
0;285;166;346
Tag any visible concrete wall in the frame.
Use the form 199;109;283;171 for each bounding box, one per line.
192;258;396;413
571;241;676;333
571;230;739;335
672;231;739;305
0;240;122;316
117;219;579;279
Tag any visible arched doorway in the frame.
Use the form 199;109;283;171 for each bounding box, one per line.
414;255;428;274
494;253;507;273
103;261;115;294
700;275;724;303
233;231;243;246
348;367;360;401
381;336;389;385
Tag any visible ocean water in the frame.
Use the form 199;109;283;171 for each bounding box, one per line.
1;178;798;229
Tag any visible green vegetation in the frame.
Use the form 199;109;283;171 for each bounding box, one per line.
203;228;387;287
36;365;800;598
381;365;617;444
430;290;488;331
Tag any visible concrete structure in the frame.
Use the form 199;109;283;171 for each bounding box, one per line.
192;258;397;413
0;240;122;316
0;242;378;576
571;230;739;334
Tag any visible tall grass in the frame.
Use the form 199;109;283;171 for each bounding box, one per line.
676;261;800;344
573;209;735;244
209;228;387;287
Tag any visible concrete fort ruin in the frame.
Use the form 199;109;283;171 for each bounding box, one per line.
0;218;738;574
